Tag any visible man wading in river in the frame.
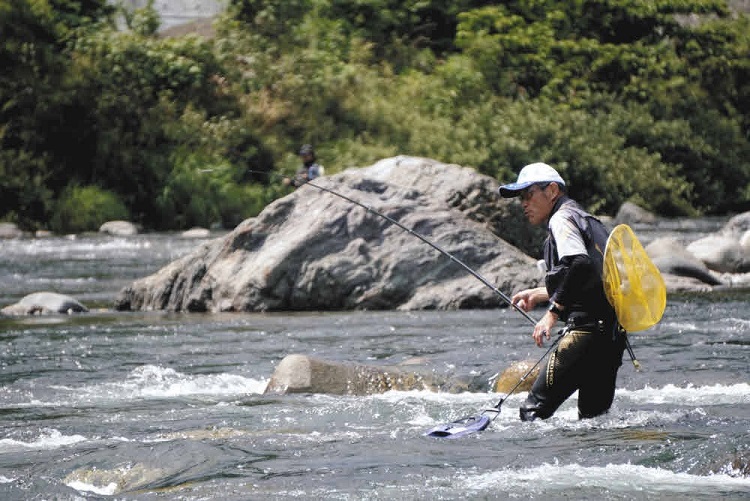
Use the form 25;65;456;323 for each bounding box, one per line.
499;162;626;421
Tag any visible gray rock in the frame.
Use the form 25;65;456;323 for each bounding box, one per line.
181;227;211;238
99;220;139;236
264;353;531;396
614;201;657;225
741;229;750;249
686;234;750;273
115;157;541;312
1;292;89;316
646;237;723;286
263;354;452;395
0;222;24;239
721;211;750;235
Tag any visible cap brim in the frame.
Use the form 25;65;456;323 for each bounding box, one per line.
498;181;535;198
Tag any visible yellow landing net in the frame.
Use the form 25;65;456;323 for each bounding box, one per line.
603;224;666;332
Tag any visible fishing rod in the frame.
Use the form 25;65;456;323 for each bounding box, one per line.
246;169;562;436
260;168;648;434
299;174;569;433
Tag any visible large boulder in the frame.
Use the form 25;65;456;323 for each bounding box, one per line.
115;157;541;312
1;292;89;316
686;234;750;273
646;237;722;287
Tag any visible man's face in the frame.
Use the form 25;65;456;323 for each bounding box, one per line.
520;183;557;225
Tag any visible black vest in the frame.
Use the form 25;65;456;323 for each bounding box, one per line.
543;197;615;322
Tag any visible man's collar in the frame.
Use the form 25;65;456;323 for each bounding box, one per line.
549;195;571;219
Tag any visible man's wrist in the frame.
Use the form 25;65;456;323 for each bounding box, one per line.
548;302;564;317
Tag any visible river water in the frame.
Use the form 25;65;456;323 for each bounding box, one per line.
1;229;749;500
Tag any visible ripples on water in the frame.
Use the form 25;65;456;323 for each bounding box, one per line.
0;233;749;500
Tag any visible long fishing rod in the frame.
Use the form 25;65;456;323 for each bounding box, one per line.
251;168;562;437
253;169;539;325
252;169;646;436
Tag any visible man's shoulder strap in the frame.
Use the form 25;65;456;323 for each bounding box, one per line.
558;202;611;269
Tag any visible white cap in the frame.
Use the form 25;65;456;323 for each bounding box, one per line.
498;162;565;198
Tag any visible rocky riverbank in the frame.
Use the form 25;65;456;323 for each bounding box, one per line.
3;156;749;318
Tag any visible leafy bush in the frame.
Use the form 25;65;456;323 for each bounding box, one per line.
155;106;276;229
52;185;129;233
2;0;750;230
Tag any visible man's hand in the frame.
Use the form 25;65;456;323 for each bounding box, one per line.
511;286;549;312
532;310;558;347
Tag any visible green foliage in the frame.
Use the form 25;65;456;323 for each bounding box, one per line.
227;0;311;49
2;0;750;232
0;148;54;230
120;0;161;36
321;0;493;68
62;28;241;227
0;0;66;229
51;185;129;233
156;106;275;229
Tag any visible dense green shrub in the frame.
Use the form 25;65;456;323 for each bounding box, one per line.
2;0;749;230
52;185;129;233
62;27;245;227
155;106;276;229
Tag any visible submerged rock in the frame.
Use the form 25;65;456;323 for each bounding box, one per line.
1;292;89;316
264;353;534;396
493;359;540;394
263;354;458;395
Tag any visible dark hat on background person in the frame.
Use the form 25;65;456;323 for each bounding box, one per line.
498;162;566;198
299;144;315;156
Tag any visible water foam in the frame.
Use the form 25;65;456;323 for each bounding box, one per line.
618;383;750;405
455;462;750;496
11;365;268;407
79;365;269;403
65;479;118;496
368;382;750;408
5;236;153;258
0;428;87;452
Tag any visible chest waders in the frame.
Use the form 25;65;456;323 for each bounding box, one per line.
520;200;628;421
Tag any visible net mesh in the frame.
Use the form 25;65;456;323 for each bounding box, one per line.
603;224;666;332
